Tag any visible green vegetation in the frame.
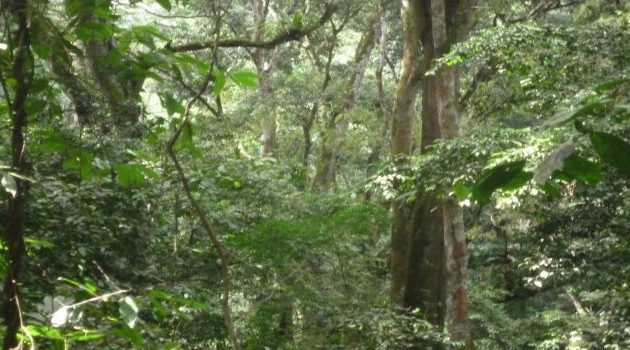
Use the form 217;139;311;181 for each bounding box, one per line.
0;0;627;349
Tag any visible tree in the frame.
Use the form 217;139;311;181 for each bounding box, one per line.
391;0;473;347
313;5;377;191
1;0;33;347
390;0;422;304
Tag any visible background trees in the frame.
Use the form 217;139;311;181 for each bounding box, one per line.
0;0;628;349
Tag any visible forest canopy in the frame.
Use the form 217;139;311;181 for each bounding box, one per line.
0;0;628;349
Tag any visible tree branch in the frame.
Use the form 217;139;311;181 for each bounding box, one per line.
168;4;336;52
166;14;241;350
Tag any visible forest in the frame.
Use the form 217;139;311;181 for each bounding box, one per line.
0;0;628;349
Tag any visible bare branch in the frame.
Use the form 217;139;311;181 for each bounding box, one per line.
168;4;336;52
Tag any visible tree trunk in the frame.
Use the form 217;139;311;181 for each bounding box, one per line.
390;0;423;304
430;0;471;346
257;62;277;156
50;55;96;125
404;76;446;328
313;12;377;191
396;1;472;347
2;0;32;347
251;0;279;157
366;0;392;192
69;1;143;132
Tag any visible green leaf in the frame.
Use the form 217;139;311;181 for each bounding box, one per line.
545;99;613;127
230;70;258;88
472;160;528;203
38;132;69;152
595;78;627;92
58;277;98;295
160;93;185;116
115;164;146;188
24;325;64;340
292;13;304;28
572;99;612;119
32;40;53;59
540;182;561;197
590;132;630;175
452;180;471;200
175;121;202;158
25;237;56;249
562;154;601;184
65;330;106;342
63;151;94;180
76;22;115;42
502;171;533;191
155;0;172;11
544;109;577;127
213;69;226;96
172;53;209;75
119;296;139;328
112;325;144;347
26;99;47;114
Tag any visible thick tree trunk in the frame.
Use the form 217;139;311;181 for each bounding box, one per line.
42;28;97;126
395;1;472;347
2;0;32;348
404;76;446;329
390;0;423;304
69;1;143;132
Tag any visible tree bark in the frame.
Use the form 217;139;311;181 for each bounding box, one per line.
2;0;32;347
396;1;472;347
430;0;471;346
50;55;97;125
252;0;279;157
390;0;423;304
69;1;143;132
404;76;446;328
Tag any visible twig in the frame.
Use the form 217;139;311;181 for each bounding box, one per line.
15;295;35;350
59;289;130;311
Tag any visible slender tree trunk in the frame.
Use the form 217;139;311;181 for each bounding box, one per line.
167;71;241;350
257;62;277;156
2;0;32;347
252;0;279;157
366;0;391;179
302;104;317;166
299;23;336;189
430;0;471;346
278;300;294;341
313;12;377;191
